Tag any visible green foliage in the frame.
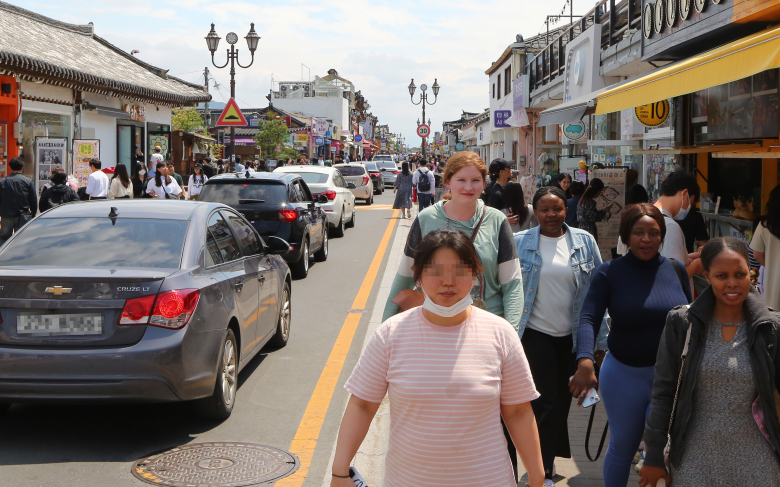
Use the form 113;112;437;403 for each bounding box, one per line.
253;118;290;157
278;146;301;161
171;108;205;133
211;143;225;158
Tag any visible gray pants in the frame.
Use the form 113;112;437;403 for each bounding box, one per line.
0;215;26;245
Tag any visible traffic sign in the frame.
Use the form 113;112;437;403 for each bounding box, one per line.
417;124;430;138
216;98;248;127
355;134;362;142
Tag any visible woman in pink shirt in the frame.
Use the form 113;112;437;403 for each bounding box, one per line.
332;228;545;487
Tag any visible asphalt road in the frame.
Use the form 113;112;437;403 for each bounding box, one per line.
0;191;400;487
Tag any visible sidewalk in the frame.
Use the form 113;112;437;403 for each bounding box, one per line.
322;206;641;486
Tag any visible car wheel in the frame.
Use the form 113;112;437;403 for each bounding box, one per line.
291;239;309;279
197;328;238;420
346;207;356;228
367;194;373;206
330;210;345;238
314;228;328;262
269;283;291;348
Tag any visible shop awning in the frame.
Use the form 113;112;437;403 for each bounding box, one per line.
538;88;606;127
596;24;780;115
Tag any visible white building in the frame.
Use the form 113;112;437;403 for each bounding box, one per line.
485;37;526;163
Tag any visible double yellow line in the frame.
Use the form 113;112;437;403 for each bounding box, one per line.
277;209;399;486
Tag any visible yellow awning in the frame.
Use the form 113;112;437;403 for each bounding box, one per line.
596;24;780;115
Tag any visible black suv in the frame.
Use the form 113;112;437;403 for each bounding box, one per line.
199;173;328;279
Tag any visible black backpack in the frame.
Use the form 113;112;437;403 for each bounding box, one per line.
416;169;431;192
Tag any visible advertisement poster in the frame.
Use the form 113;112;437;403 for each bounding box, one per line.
73;139;100;189
592;167;627;261
35;137;67;196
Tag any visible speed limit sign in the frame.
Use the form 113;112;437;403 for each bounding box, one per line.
417;124;430;138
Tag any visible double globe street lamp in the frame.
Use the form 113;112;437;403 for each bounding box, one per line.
408;79;439;157
205;23;261;162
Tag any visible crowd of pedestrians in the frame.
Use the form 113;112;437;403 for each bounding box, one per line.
331;153;780;487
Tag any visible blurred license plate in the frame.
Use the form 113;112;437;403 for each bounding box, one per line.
17;313;103;336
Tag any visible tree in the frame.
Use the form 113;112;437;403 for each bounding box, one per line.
253;117;290;158
172;108;205;133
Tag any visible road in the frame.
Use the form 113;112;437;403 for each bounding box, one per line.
0;191;401;487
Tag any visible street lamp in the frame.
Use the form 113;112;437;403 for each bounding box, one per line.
408;78;439;158
206;23;260;162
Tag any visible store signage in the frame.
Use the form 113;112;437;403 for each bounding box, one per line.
513;74;530;110
455;142;465;151
73;139;99;189
635;100;670;127
248;117;259;127
315;119;329;134
283;135;292;147
315;136;324;146
123;104;146;121
562;121;587;141
494;110;512;128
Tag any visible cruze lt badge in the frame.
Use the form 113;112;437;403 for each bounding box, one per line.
117;287;150;292
45;286;72;295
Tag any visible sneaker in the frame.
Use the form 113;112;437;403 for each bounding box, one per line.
544;479;555;487
635;457;644;472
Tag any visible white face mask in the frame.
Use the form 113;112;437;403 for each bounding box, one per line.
138;170;146;176
674;192;691;221
419;284;473;318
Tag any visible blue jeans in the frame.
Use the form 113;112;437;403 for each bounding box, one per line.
599;353;655;487
417;193;433;212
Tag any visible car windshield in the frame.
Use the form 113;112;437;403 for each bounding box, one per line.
337;166;366;176
373;156;392;162
0;218;188;268
281;172;329;185
199;182;287;205
364;162;379;171
377;162;396;170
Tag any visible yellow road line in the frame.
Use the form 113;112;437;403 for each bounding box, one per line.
277;209;399;487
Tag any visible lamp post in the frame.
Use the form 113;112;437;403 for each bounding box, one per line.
408;78;439;158
205;23;260;162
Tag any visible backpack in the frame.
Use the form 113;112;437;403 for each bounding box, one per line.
416;169;431;192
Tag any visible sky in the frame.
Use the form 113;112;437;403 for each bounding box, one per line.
18;0;559;148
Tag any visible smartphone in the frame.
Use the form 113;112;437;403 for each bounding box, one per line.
569;376;601;408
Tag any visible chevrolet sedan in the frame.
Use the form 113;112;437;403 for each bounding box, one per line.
0;200;292;420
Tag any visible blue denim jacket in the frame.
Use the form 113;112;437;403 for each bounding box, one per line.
514;224;609;351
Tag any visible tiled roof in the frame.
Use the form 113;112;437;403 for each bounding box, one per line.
0;2;210;106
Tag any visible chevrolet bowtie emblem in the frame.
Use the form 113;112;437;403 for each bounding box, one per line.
45;286;72;295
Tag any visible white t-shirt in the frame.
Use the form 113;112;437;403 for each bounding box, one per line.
188;174;208;197
150;153;164;167
146;177;183;199
527;233;576;336
412;168;435;194
86;170;110;198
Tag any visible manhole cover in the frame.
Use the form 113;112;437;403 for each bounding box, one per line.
131;442;299;487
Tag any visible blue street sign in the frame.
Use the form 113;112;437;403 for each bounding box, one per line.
325;131;331;137
355;134;363;142
381;138;386;143
315;137;324;146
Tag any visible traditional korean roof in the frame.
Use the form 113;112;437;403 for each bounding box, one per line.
0;2;210;106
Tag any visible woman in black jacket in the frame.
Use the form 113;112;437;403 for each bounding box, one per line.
39;171;79;212
640;237;780;487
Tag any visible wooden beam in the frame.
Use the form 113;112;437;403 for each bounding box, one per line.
712;150;780;158
631;143;761;155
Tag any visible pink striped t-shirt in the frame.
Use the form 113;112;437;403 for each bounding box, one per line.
345;307;539;486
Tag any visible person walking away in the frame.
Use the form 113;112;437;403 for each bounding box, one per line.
201;158;216;178
751;185;780;310
39;169;79;211
234;155;245;173
149;146;164;169
108;164;133;199
576;178;610;241
318;156;325;166
393;161;414;219
556;173;573;200
0;157;37;244
146;162;183;199
85;158;109;200
566;180;584;228
334;229;545;487
432;162;443;202
639;237;780;487
485;159;512;210
132;162;151;199
571;203;691;487
383;151;525;480
503;181;537;232
412;159;435;212
188;163;208;201
515;187;607;486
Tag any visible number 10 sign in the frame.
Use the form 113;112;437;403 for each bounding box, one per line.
417;124;430;138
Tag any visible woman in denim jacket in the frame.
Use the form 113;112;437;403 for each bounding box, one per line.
514;187;608;485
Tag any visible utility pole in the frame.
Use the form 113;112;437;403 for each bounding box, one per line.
204;67;210;129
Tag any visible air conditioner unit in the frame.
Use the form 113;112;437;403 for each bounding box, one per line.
281;85;288;91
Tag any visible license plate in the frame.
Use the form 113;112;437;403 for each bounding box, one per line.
17;313;103;336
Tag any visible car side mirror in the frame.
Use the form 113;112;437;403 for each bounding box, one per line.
317;194;328;204
266;236;292;255
347;182;356;189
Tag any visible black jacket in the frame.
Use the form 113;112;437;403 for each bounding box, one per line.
39;184;80;212
645;286;780;469
0;172;37;218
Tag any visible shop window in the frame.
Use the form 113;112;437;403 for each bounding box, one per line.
707;158;762;212
492;83;495;99
505;67;512;95
497;74;502;99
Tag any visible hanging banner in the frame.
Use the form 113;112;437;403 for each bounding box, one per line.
635;100;670;127
35;137;67;196
592;167;628;261
73;139;100;189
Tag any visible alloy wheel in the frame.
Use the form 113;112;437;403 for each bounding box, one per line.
303;242;309;272
222;339;237;407
280;288;291;341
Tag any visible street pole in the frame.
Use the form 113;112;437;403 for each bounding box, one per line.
204;67;210;129
408;78;439;160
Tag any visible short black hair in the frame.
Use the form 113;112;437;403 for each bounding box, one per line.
8;157;23;171
570;180;585;196
701;237;750;271
619;203;666;243
659;168;698;197
89;158;102;169
532;186;567;209
626;184;649;205
50;171;68;185
411;228;483;284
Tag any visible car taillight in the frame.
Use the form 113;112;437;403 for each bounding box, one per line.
392;170;399;174
119;290;199;329
362;175;370;186
279;209;298;222
323;190;337;200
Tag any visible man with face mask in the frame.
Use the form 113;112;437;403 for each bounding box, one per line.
654;169;703;281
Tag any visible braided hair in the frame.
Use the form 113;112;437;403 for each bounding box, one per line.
532;186;567;209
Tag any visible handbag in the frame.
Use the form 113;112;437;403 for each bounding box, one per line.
664;315;693;469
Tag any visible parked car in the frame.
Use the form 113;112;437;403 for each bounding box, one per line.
334;163;373;205
198;172;328;279
273;166;356;237
0;200;292;420
374;161;399;187
362;161;384;195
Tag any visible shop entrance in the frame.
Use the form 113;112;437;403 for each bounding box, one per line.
117;123;144;173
